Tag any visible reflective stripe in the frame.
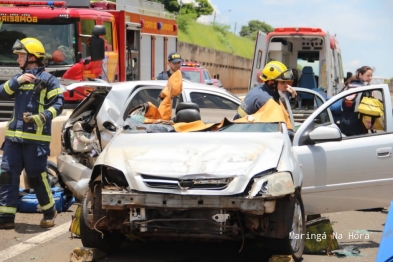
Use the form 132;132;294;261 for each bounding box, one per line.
47;107;57;118
38;88;46;113
5;129;51;142
6;115;14;128
4;81;14;95
32;115;44;135
19;84;34;90
40;172;55;211
47;88;62;99
0;206;17;214
236;106;247;118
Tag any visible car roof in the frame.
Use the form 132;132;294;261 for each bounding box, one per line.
108;80;239;100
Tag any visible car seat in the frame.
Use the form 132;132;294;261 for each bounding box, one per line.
174;102;201;123
298;66;318;106
298;66;317;90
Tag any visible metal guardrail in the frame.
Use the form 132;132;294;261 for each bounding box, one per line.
116;0;176;19
0;100;14;122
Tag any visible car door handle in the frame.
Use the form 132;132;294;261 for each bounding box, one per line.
376;147;392;158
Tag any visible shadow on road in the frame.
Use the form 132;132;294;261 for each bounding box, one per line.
97;240;275;262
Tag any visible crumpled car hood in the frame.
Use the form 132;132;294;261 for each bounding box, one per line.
99;132;284;179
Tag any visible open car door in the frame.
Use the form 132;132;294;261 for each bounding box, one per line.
249;30;267;89
293;84;393;215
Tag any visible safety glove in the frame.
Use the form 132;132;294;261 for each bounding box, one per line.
23;112;46;127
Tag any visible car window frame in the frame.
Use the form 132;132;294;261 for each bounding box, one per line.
293;85;390;147
186;90;240;110
122;85;185;121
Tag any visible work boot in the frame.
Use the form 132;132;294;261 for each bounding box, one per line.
40;207;58;228
0;216;15;230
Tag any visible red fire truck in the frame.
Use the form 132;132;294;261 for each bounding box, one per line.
0;0;178;119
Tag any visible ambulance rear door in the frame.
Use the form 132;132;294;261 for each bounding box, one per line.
249;30;267;90
332;41;345;95
323;32;334;97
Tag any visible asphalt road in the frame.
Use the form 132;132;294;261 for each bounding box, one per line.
0;204;388;262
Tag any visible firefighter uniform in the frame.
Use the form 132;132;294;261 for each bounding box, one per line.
234;83;280;120
0;37;63;229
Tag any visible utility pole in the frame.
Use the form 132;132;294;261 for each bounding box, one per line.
213;11;216;24
233;22;237;34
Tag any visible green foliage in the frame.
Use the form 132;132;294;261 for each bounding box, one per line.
210;23;233;52
179;20;254;59
194;0;214;18
179;3;198;16
178;1;213;18
211;22;230;36
385;78;393;84
177;14;197;33
239;25;251;37
240;20;274;40
150;0;213;18
161;0;180;12
149;0;180;12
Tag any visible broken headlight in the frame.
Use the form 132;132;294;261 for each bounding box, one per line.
102;166;129;188
248;172;295;198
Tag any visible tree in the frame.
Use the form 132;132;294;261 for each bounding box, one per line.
239;25;251;37
179;3;198;17
94;0;213;20
240;20;274;39
153;0;180;13
194;0;214;18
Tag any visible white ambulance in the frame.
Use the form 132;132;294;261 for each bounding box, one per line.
250;27;347;97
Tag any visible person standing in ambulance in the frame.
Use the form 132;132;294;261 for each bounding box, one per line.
0;38;64;230
339;66;374;136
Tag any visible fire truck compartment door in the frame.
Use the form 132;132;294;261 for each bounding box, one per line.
140;35;152;80
126;22;141;30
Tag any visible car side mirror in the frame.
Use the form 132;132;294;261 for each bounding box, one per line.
90;25;106;62
204;79;213;85
309;126;342;143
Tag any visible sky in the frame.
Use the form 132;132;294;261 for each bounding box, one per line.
185;0;393;79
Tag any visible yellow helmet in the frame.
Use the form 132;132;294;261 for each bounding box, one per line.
12;38;46;59
260;61;293;82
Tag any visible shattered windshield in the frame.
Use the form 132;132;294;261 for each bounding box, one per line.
0;23;76;66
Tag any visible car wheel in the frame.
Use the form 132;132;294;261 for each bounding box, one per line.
46;160;60;188
80;184;123;253
280;191;306;261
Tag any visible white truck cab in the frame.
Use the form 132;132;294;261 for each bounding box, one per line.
250;27;347;97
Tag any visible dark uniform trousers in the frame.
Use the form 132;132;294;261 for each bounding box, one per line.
0;141;53;217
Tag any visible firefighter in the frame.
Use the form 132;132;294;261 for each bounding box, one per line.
155;52;190;80
0;38;64;229
233;61;295;120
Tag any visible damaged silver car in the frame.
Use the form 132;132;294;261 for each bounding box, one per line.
58;80;305;260
58;80;393;261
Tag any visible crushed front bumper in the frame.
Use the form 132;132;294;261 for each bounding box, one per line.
102;190;272;215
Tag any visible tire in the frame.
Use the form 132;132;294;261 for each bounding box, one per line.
280;191;306;261
46;160;60;188
80;184;123;253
